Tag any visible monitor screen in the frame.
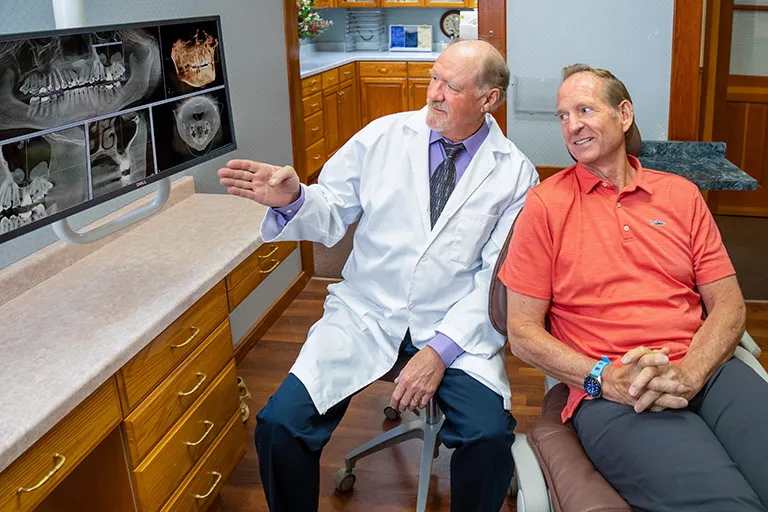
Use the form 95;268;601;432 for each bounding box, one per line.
0;16;236;245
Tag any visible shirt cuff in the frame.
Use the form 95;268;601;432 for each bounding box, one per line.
272;186;305;222
428;332;465;368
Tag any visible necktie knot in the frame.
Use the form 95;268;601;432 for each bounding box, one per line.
439;139;465;163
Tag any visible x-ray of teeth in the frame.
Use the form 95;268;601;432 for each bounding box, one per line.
89;110;154;199
171;29;219;88
0;28;162;142
161;21;224;97
152;88;232;172
0;127;88;237
174;95;221;152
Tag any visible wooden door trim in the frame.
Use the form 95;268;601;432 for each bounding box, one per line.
478;0;507;134
669;0;705;141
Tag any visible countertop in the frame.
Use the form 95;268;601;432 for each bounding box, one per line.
638;141;758;191
0;192;267;473
301;50;441;78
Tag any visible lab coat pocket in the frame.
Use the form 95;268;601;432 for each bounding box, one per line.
450;211;499;266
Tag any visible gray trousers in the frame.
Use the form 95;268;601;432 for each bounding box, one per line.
574;358;768;512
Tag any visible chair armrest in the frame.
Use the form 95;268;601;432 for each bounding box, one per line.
740;331;761;359
734;344;768;383
511;433;551;512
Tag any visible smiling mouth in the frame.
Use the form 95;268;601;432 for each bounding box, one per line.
574;137;594;146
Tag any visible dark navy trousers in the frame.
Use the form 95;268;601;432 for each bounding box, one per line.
254;336;516;511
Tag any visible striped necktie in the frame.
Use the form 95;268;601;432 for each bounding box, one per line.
430;139;465;229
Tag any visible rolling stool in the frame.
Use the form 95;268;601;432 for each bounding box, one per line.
334;353;445;512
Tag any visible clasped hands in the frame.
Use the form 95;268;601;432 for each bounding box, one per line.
606;346;702;413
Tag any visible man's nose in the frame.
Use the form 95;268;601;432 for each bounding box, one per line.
427;81;442;101
567;117;584;134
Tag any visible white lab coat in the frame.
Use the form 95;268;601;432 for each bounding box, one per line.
262;108;538;414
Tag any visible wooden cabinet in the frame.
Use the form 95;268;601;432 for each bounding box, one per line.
313;0;335;7
359;78;409;126
338;79;361;147
337;0;378;6
332;0;474;5
381;0;425;6
426;0;469;6
408;78;430;110
323;86;341;156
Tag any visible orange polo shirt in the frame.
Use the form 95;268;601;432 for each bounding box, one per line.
499;155;735;422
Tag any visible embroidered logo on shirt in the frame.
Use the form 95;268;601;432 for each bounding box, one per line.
649;220;665;226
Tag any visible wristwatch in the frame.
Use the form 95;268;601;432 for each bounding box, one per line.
584;356;612;398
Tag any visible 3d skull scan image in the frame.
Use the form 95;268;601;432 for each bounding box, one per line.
89;110;154;199
174;95;221;152
0;28;163;142
171;29;219;88
161;20;223;97
0;127;88;237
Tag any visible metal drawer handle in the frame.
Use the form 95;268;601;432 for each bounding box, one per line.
343;71;352;76
260;259;280;274
18;453;66;494
310;102;319;108
312;154;322;161
170;327;201;349
185;421;215;447
309;79;318;85
178;372;207;397
194;471;222;500
312;126;320;132
378;68;388;73
258;245;278;259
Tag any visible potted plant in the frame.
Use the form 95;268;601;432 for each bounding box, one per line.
297;0;333;41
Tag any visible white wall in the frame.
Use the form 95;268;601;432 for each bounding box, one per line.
506;0;674;167
0;0;294;267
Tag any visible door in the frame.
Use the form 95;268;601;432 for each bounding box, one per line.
701;0;768;216
359;77;409;126
338;80;361;147
408;78;430;110
323;85;340;156
478;0;507;134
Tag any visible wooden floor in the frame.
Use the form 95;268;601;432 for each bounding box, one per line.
219;279;768;512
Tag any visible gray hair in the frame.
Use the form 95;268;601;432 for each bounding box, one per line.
473;41;510;112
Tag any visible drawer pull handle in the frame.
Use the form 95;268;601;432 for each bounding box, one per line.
195;471;223;500
344;71;352;76
309;79;318;85
312;126;320;132
378;68;388;73
310;102;319;108
338;91;345;98
178;372;207;397
260;259;281;274
18;453;66;494
259;245;279;259
313;154;322;161
185;420;215;446
171;327;201;349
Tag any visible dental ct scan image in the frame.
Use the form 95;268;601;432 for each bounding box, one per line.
0;16;236;246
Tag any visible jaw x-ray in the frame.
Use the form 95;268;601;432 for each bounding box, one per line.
0;17;235;245
0;28;163;142
0;127;88;236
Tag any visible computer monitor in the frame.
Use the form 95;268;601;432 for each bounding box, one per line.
0;15;236;245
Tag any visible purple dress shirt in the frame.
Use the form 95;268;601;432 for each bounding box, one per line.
262;122;491;367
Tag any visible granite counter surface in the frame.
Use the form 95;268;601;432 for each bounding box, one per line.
0;193;267;473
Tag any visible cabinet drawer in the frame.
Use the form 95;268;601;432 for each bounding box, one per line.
123;320;234;467
304;110;325;147
301;75;322;97
227;242;298;311
0;379;121;512
305;138;326;178
407;62;433;78
132;362;239;512
358;61;407;77
159;412;245;512
322;68;339;89
302;91;323;118
339;63;356;83
226;241;294;292
118;282;228;413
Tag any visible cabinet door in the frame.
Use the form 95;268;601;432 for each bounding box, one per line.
338;80;361;147
313;0;335;7
359;77;408;126
408;78;430;110
337;0;378;6
425;0;465;6
323;86;340;157
466;0;477;6
381;0;424;6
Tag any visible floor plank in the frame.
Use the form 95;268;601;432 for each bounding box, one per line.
220;279;768;511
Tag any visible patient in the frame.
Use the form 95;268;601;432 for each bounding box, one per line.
500;64;768;511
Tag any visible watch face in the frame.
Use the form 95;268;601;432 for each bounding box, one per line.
584;376;602;398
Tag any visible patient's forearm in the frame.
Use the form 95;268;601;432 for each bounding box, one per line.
508;323;597;389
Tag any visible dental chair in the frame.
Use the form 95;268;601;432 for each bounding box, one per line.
488;217;768;512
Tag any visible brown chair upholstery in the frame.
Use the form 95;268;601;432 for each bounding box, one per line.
489;221;631;512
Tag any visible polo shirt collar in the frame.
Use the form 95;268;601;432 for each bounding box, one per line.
574;155;653;195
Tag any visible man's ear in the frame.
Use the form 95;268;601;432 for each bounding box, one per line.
483;88;500;113
618;99;634;133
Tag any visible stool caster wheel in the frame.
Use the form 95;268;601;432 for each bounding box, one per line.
383;405;400;421
334;468;356;492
